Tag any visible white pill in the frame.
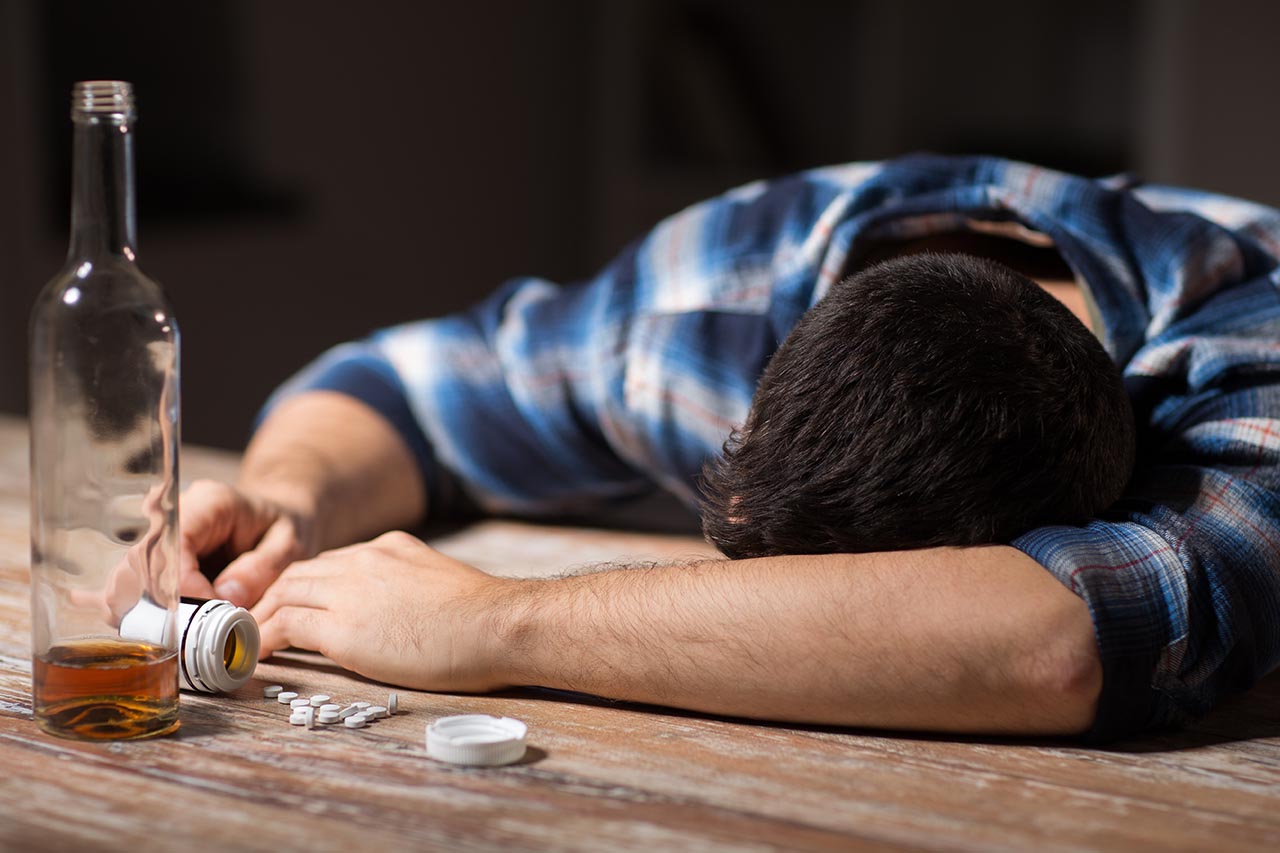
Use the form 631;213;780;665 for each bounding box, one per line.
290;698;311;709
277;691;299;704
318;704;340;713
365;706;388;719
263;685;284;699
303;708;316;729
352;702;371;711
337;704;360;720
309;694;331;707
387;693;398;715
289;713;307;726
318;713;340;724
344;715;367;729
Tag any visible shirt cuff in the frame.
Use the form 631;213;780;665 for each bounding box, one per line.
1011;524;1175;744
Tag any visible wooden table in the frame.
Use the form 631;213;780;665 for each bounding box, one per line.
1;416;1278;851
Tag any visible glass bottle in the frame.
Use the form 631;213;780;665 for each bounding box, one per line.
28;80;181;740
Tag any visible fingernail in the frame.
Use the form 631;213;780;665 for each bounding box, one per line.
214;580;247;606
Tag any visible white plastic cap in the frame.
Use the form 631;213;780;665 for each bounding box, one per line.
426;715;527;766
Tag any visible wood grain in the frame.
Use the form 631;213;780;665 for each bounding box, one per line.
0;415;1278;851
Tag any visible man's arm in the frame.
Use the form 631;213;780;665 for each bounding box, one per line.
506;546;1100;734
251;534;1101;736
180;391;425;606
238;391;426;550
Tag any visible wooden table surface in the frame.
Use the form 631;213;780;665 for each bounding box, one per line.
1;416;1279;851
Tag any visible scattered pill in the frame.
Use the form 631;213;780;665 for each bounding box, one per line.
274;688;404;730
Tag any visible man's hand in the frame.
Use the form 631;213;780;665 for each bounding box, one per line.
180;480;318;608
249;531;517;693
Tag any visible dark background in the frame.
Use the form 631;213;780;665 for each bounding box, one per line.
1;0;1276;449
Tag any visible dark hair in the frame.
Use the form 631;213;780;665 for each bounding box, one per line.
700;252;1135;559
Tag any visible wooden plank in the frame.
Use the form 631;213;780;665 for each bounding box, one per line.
0;415;1278;851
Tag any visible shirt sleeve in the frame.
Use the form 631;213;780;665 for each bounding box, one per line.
1012;200;1280;742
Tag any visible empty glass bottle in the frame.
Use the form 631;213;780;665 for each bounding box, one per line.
29;80;181;740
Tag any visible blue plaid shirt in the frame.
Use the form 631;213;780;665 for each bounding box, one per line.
268;154;1280;742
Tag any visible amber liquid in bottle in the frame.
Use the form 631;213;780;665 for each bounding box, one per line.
32;639;179;740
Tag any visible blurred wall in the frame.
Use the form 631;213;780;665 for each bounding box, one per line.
1;0;1277;448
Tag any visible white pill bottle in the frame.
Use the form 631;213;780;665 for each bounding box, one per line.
119;596;260;693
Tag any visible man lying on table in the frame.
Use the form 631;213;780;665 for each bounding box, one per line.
181;154;1280;743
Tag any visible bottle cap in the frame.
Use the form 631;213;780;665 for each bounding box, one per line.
178;598;260;693
426;715;527;766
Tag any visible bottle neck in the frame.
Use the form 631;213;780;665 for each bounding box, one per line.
68;116;138;263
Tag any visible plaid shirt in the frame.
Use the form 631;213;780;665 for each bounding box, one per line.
269;154;1280;742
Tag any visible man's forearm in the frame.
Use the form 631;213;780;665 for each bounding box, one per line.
240;391;427;551
497;546;1101;735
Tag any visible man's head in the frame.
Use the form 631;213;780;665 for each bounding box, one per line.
700;252;1135;559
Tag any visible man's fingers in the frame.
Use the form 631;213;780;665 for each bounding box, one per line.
251;558;343;623
257;605;331;659
179;567;217;600
103;558;144;625
211;518;303;607
180;481;240;557
68;587;118;628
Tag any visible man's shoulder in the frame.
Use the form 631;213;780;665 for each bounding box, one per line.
1131;183;1280;251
